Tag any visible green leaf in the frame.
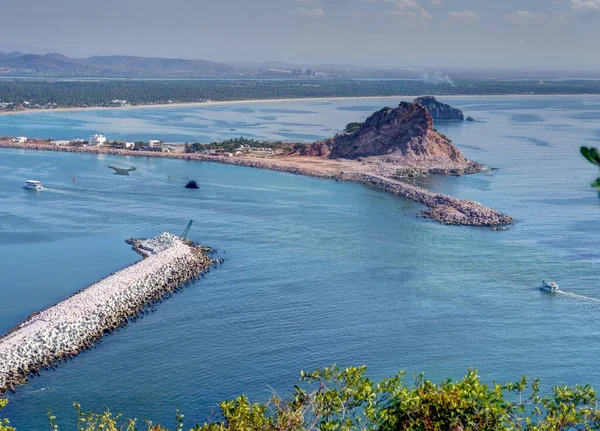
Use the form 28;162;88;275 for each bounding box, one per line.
581;147;600;166
591;147;600;165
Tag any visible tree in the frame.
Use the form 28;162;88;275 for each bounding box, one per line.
344;122;363;134
5;366;600;430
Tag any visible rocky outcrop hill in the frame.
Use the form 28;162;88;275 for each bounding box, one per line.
414;96;464;121
300;102;476;171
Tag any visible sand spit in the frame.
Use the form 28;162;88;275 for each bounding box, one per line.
0;233;218;395
0;142;513;227
0;94;598;117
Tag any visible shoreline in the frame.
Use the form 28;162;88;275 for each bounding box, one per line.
0;233;218;395
1;93;599;116
0;142;514;228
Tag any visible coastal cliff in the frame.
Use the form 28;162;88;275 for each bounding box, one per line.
297;101;479;173
414;96;465;122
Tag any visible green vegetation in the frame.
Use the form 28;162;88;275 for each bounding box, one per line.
1;79;600;110
344;122;363;134
581;146;600;189
0;399;14;431
184;137;287;154
3;365;600;430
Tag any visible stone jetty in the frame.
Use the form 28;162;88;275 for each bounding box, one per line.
357;174;513;227
0;233;218;395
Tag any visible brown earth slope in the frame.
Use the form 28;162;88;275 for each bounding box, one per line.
296;101;480;173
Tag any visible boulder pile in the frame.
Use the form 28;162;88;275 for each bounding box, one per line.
0;234;217;394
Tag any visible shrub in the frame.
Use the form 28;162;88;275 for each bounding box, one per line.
4;366;600;430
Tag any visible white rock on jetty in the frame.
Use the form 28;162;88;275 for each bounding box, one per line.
0;233;215;394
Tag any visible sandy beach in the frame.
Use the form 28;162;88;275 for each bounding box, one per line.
1;93;598;116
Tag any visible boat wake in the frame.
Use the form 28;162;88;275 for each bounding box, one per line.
554;290;600;314
556;290;600;303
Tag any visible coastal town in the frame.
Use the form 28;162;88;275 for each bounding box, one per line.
4;134;285;157
7;134;173;152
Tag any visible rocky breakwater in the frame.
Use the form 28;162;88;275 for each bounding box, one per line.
294;102;512;227
356;174;513;227
0;233;218;395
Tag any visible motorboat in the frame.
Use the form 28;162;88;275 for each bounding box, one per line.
540;279;559;293
23;180;43;191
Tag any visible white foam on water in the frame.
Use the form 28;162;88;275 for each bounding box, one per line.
557;290;600;303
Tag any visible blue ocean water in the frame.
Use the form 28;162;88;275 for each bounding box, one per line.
1;96;600;429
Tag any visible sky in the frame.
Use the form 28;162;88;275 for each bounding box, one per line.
1;0;600;70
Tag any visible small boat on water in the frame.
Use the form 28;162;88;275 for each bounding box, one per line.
23;180;43;191
540;279;559;293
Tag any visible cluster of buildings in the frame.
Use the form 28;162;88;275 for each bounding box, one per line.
234;145;277;156
85;134;166;150
1;101;58;112
11;133;171;151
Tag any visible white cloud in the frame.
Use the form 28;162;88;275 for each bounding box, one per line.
571;0;600;13
389;0;432;20
295;7;326;18
507;10;548;20
448;10;479;20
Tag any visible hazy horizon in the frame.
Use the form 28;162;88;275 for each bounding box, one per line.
1;0;600;70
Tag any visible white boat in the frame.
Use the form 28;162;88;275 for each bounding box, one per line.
23;180;44;191
540;279;559;293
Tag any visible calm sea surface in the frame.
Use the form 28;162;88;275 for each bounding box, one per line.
1;96;600;429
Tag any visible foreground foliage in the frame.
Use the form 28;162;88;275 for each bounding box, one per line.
2;366;600;430
581;146;600;189
0;399;15;431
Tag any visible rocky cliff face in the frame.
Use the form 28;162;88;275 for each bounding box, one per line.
315;102;471;169
414;96;464;121
293;141;331;157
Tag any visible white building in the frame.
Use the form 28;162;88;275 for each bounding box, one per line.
14;137;27;143
147;140;162;149
111;99;127;107
50;140;70;146
124;142;135;149
89;134;107;146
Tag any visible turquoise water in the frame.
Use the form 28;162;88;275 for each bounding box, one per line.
1;96;600;429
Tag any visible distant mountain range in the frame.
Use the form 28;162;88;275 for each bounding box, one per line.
0;51;598;79
0;52;248;77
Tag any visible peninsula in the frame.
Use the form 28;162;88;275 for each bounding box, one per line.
0;101;513;228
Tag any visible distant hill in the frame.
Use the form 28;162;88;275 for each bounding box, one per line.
1;50;598;79
0;52;246;77
0;51;25;60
